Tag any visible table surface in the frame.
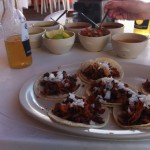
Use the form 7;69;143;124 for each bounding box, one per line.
1;21;150;150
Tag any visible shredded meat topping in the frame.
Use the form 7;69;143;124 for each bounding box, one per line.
40;71;80;96
90;79;131;104
52;94;105;125
118;100;150;126
82;62;120;80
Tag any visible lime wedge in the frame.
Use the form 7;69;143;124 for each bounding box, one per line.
45;31;53;39
52;34;64;39
63;32;70;38
45;30;70;39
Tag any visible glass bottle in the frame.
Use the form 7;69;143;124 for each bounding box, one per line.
0;23;4;41
134;20;150;36
1;0;32;69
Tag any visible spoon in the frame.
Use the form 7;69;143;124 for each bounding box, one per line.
79;10;109;29
79;12;100;28
50;17;65;28
99;10;109;28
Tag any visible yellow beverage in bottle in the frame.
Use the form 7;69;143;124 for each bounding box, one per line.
134;20;150;36
5;35;32;69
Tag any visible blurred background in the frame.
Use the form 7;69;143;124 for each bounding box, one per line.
24;0;108;21
0;0;134;32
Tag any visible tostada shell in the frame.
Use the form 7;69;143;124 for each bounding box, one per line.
113;106;150;129
86;77;138;107
48;106;110;128
33;74;82;102
78;57;124;85
139;82;150;95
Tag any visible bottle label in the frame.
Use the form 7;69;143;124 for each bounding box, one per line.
21;22;31;56
134;20;149;29
22;39;31;56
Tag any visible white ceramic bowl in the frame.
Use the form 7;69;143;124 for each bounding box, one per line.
28;27;46;49
111;33;148;59
33;21;60;31
65;22;92;42
42;30;75;55
78;29;111;52
101;22;124;36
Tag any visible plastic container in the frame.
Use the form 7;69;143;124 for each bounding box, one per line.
134;20;150;36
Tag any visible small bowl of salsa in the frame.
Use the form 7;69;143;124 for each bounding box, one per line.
101;22;124;36
33;21;60;31
111;33;148;59
78;28;110;52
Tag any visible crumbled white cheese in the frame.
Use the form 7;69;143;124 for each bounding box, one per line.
129;94;147;105
141;94;150;108
101;77;136;96
129;94;139;104
128;94;150;110
69;93;75;99
138;94;146;101
127;89;136;95
70;100;85;108
69;93;85;108
105;81;113;90
56;71;63;81
49;73;55;80
118;82;125;89
102;77;113;83
96;95;103;100
46;71;64;81
104;90;111;100
99;62;110;70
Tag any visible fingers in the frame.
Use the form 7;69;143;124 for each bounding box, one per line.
108;9;127;20
104;1;122;11
104;0;135;20
104;0;150;20
108;10;140;20
104;0;131;13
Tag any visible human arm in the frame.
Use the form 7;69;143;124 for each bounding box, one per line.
104;0;150;20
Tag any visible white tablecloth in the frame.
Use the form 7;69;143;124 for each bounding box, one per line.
1;21;150;149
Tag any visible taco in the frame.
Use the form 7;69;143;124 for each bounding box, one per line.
33;70;81;101
86;77;138;107
139;79;150;95
78;57;124;85
113;94;150;129
48;93;110;128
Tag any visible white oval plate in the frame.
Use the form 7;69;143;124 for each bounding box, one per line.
19;62;150;139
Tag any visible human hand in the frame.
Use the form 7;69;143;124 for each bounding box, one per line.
104;0;150;20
